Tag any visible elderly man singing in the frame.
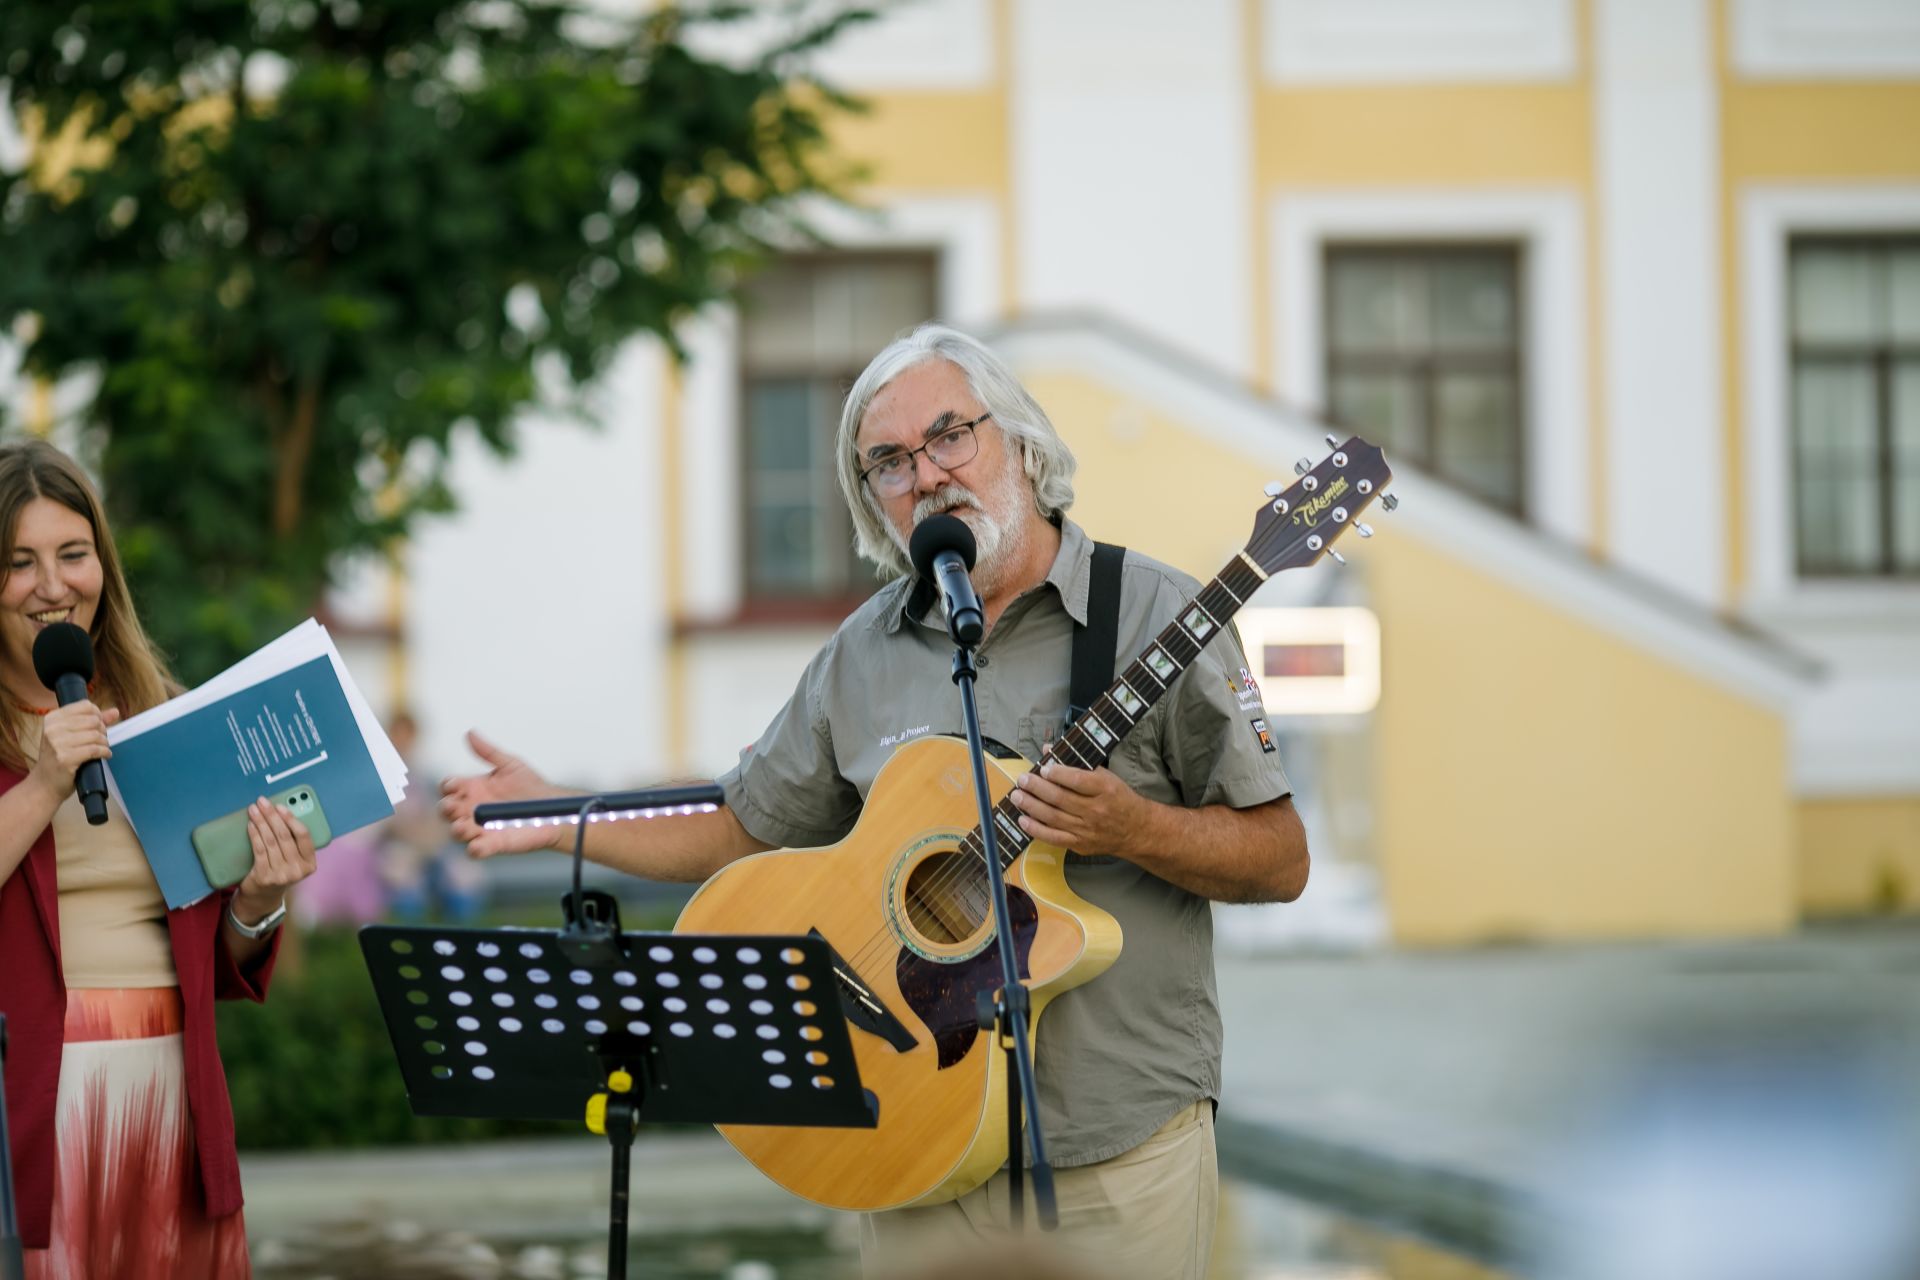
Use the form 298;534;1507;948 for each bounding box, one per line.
441;322;1308;1278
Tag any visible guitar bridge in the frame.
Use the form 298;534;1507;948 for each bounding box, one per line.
811;928;918;1054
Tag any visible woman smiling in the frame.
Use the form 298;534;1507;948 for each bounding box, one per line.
0;439;319;1278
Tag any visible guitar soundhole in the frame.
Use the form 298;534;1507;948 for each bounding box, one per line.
902;852;991;946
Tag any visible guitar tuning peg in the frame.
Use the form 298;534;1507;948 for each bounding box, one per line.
1294;457;1312;476
1263;481;1285;496
1327;548;1346;566
1355;523;1374;538
1381;493;1399;512
1324;433;1339;449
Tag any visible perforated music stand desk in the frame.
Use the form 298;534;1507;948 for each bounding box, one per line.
360;924;872;1278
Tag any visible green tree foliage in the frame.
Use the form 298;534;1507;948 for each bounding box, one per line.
1;1;863;681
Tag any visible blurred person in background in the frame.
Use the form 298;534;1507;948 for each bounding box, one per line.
0;439;320;1278
379;710;484;922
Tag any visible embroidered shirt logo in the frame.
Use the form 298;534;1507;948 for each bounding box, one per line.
1234;666;1264;712
879;724;934;749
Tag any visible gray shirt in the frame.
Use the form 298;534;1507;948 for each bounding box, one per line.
718;518;1291;1164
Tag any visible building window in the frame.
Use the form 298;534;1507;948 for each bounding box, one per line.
1324;244;1525;515
738;252;938;602
1789;236;1920;578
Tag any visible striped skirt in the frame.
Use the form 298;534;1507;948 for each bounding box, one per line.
23;988;250;1280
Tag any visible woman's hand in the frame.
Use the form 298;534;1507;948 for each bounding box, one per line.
233;797;318;923
439;729;569;859
28;700;121;800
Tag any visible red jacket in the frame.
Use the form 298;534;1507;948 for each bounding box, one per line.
0;764;282;1249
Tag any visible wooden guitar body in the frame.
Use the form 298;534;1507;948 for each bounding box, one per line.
673;733;1123;1211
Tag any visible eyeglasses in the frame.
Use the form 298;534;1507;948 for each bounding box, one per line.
857;413;991;498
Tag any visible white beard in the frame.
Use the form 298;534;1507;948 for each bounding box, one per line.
893;461;1032;599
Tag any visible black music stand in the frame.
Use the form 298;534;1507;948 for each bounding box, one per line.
1;1015;21;1280
360;917;872;1279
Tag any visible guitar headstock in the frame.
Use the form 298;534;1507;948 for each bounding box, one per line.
1245;434;1394;575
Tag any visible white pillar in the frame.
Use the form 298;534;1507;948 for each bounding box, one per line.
1595;0;1725;604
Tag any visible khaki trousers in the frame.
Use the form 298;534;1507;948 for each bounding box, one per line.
859;1100;1218;1280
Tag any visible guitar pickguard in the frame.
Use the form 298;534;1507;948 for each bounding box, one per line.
895;887;1038;1069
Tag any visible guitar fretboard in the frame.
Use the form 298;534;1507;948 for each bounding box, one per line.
954;552;1269;874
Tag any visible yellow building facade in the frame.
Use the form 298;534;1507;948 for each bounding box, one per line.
16;2;1899;944
635;0;1919;944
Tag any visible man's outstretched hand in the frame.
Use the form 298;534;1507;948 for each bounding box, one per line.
439;730;571;859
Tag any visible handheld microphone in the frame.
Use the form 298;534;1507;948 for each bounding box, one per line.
31;622;109;826
910;514;985;647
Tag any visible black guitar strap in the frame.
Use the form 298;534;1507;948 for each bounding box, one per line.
1069;542;1126;728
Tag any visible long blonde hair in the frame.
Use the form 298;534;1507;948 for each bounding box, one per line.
0;440;176;771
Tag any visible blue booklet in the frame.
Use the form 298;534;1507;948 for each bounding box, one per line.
108;654;397;908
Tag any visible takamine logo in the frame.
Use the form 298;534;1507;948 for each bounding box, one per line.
1288;475;1351;528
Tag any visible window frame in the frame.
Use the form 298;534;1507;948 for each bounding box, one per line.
1787;232;1920;580
1320;240;1530;519
732;248;942;616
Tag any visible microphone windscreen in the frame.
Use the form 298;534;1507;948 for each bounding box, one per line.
32;621;96;690
909;513;977;579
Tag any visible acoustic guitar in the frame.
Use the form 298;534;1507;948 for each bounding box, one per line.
674;434;1393;1210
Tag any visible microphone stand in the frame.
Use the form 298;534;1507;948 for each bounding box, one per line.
949;636;1059;1232
1;1014;22;1280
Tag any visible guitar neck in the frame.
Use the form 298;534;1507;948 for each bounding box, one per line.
960;551;1270;872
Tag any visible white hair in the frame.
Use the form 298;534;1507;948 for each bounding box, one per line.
835;322;1077;578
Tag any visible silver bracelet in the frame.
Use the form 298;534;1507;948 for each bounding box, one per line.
228;896;288;939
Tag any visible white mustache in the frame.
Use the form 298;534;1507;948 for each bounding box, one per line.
913;485;983;523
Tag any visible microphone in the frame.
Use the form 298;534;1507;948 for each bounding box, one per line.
910;514;985;647
31;622;109;826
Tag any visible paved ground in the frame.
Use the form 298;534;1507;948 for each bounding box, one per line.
240;921;1920;1275
1212;921;1920;1267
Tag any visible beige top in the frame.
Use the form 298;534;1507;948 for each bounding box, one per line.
720;518;1291;1165
22;717;177;988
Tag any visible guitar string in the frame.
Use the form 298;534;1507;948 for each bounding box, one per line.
840;581;1234;979
836;501;1336;983
838;562;1254;979
835;463;1378;989
838;555;1269;981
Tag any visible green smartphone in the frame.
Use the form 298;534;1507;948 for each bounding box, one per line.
190;784;334;889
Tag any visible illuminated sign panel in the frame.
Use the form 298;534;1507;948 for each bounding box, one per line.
1233;608;1381;715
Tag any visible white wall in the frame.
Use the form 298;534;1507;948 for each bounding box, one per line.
404;339;672;789
1263;0;1577;83
1012;0;1254;377
1595;0;1725;608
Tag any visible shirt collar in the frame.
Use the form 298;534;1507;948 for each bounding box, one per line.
883;515;1094;634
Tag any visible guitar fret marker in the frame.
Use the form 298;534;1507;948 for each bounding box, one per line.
1144;646;1177;683
1082;714;1115;749
1182;603;1216;640
1113;683;1145;717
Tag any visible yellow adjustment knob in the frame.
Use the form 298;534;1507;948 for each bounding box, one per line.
585;1092;608;1136
609;1069;634;1094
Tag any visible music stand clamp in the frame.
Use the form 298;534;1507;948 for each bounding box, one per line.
360;912;872;1280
